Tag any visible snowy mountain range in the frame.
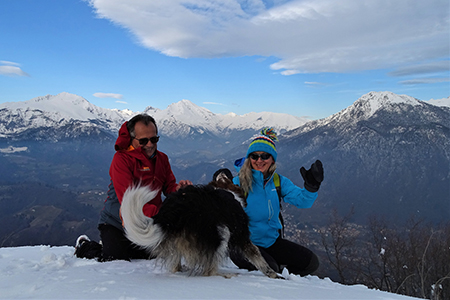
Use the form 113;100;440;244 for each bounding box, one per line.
1;91;448;140
0;92;308;139
277;91;449;224
285;91;450;136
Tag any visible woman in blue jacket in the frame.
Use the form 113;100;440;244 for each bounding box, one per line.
231;128;323;276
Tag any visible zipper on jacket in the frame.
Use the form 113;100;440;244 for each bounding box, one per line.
264;170;277;221
268;199;274;220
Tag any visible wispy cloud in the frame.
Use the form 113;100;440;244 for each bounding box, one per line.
400;77;450;85
0;61;30;77
0;61;20;66
305;81;326;86
88;0;449;76
389;61;450;77
93;92;124;99
203;101;225;106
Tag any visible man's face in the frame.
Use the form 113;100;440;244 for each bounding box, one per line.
131;121;158;157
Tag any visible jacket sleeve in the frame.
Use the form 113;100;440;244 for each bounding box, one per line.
109;152;135;204
279;174;318;208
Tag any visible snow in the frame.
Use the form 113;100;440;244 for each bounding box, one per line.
427;96;450;108
0;92;130;135
147;99;308;134
358;91;423;118
0;92;120;122
219;111;309;132
1;91;448;139
0;146;28;153
294;91;438;134
0;246;418;299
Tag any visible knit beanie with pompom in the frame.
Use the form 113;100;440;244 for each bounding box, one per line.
246;127;278;162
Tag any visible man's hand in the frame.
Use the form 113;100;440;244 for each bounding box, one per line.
176;180;193;191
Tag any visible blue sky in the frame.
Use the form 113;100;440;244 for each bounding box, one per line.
1;0;449;120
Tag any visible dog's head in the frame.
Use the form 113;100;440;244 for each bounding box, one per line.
209;169;247;208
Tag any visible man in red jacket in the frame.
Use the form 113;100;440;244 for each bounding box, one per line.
75;114;192;261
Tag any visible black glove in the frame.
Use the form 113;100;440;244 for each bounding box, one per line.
300;160;324;193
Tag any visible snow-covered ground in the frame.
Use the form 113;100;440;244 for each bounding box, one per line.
0;146;28;154
0;246;418;299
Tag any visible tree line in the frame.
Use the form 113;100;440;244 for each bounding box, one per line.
296;207;450;300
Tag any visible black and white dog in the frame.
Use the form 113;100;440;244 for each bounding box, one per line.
120;172;279;278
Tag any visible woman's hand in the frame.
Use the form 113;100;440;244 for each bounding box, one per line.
300;160;324;192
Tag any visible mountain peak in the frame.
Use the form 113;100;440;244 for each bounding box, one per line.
0;93;131;134
360;91;422;107
30;92;88;105
166;99;210;113
162;99;218;127
1;93;90;115
339;91;424;121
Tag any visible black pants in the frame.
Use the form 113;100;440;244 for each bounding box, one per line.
75;224;149;261
230;237;319;276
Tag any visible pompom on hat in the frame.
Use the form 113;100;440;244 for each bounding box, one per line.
246;127;279;161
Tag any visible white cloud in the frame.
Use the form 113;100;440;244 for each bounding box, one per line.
93;92;124;99
305;81;326;86
400;77;450;85
203;101;225;106
88;0;449;75
0;61;29;77
389;61;450;77
0;61;20;66
280;69;301;76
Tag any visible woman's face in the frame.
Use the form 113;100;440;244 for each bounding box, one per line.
249;151;274;177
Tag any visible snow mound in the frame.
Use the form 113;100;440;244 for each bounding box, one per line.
0;246;418;299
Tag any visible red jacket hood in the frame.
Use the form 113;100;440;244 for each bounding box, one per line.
115;121;132;151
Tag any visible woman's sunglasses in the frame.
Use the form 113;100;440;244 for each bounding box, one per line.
134;136;160;145
249;153;272;161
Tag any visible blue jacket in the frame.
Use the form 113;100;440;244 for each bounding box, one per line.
233;159;318;248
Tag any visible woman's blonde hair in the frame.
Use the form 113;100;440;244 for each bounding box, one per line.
238;158;277;195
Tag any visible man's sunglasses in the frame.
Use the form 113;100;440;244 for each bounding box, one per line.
249;153;272;161
134;136;160;145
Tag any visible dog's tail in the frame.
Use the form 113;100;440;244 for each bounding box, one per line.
120;185;164;252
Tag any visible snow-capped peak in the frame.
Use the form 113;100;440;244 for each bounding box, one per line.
0;92;121;122
287;91;433;137
327;91;425;124
164;99;217;125
0;93;133;136
358;91;422;116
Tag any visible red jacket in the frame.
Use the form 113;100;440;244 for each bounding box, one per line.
99;122;178;230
